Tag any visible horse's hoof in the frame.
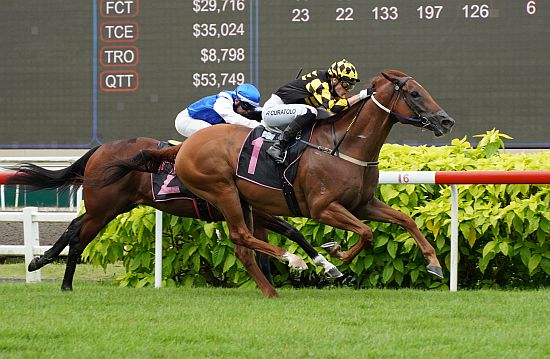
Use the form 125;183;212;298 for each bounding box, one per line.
282;252;308;270
427;264;443;279
28;256;53;272
325;266;343;279
27;258;41;272
61;285;73;291
321;241;341;256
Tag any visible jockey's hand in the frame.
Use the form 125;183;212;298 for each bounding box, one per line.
359;88;373;100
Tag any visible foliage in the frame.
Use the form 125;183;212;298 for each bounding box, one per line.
83;129;550;289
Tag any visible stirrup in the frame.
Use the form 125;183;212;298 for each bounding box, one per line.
267;147;287;164
276;150;288;164
168;139;182;146
266;144;283;161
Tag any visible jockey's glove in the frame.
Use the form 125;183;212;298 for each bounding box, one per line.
359;88;374;100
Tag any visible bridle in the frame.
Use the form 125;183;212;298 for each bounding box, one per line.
300;76;432;167
370;77;431;128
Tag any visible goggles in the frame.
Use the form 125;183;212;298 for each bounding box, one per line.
340;80;356;91
239;101;256;111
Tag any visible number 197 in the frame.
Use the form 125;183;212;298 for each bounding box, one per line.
417;5;443;19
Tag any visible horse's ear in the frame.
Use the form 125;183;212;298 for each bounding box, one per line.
381;71;398;85
382;71;411;89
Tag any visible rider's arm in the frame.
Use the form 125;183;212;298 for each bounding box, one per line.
213;93;260;128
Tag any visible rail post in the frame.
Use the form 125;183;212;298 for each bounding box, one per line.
1;184;5;210
450;185;459;292
154;209;163;288
23;207;41;283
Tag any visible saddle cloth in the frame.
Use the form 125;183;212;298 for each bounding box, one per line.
236;125;312;189
151;141;214;221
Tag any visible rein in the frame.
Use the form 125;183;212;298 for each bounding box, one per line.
299;94;379;168
330;98;367;156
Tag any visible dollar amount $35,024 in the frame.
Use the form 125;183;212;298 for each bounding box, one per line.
192;73;246;88
192;23;245;38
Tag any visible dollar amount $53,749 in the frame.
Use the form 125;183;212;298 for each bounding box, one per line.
192;72;246;88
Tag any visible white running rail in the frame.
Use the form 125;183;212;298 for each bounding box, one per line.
0;207;78;282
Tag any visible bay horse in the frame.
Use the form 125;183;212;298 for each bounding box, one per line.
94;70;455;297
6;137;341;292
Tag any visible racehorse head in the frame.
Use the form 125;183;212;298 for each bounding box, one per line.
370;70;455;137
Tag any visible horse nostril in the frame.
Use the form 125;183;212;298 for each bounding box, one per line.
442;118;455;128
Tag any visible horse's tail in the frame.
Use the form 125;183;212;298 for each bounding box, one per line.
90;144;181;188
6;146;101;193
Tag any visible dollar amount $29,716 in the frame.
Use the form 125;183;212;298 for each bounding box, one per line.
193;0;246;13
192;73;246;88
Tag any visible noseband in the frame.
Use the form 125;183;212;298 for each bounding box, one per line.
370;78;431;128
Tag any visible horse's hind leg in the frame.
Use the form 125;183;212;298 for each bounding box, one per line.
252;225;273;284
255;212;342;278
28;214;85;272
61;214;112;291
206;188;307;270
234;244;279;298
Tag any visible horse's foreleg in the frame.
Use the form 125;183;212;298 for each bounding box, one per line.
28;214;85;272
359;198;443;278
234;244;279;298
313;202;374;264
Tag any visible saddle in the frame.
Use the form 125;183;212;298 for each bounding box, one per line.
236;126;315;216
151;141;214;221
236;125;312;190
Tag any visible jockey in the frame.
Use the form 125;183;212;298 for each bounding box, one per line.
175;83;262;138
263;59;372;163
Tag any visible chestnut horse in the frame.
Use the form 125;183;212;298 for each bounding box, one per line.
6;137;341;291
94;70;455;297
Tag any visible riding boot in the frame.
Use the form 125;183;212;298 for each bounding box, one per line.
266;110;317;163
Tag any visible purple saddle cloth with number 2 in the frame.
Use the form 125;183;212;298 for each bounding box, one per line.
236;126;312;190
151;141;215;221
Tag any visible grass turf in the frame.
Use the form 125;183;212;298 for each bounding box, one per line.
0;273;548;358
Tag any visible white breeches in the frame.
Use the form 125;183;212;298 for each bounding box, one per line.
261;94;318;130
174;109;211;138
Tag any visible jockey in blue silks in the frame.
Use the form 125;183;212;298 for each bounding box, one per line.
175;83;262;138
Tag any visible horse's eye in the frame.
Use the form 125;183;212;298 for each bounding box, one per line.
411;91;420;98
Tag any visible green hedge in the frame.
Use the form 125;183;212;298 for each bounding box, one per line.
82;130;550;289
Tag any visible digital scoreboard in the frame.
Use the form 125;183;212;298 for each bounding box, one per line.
0;0;549;148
